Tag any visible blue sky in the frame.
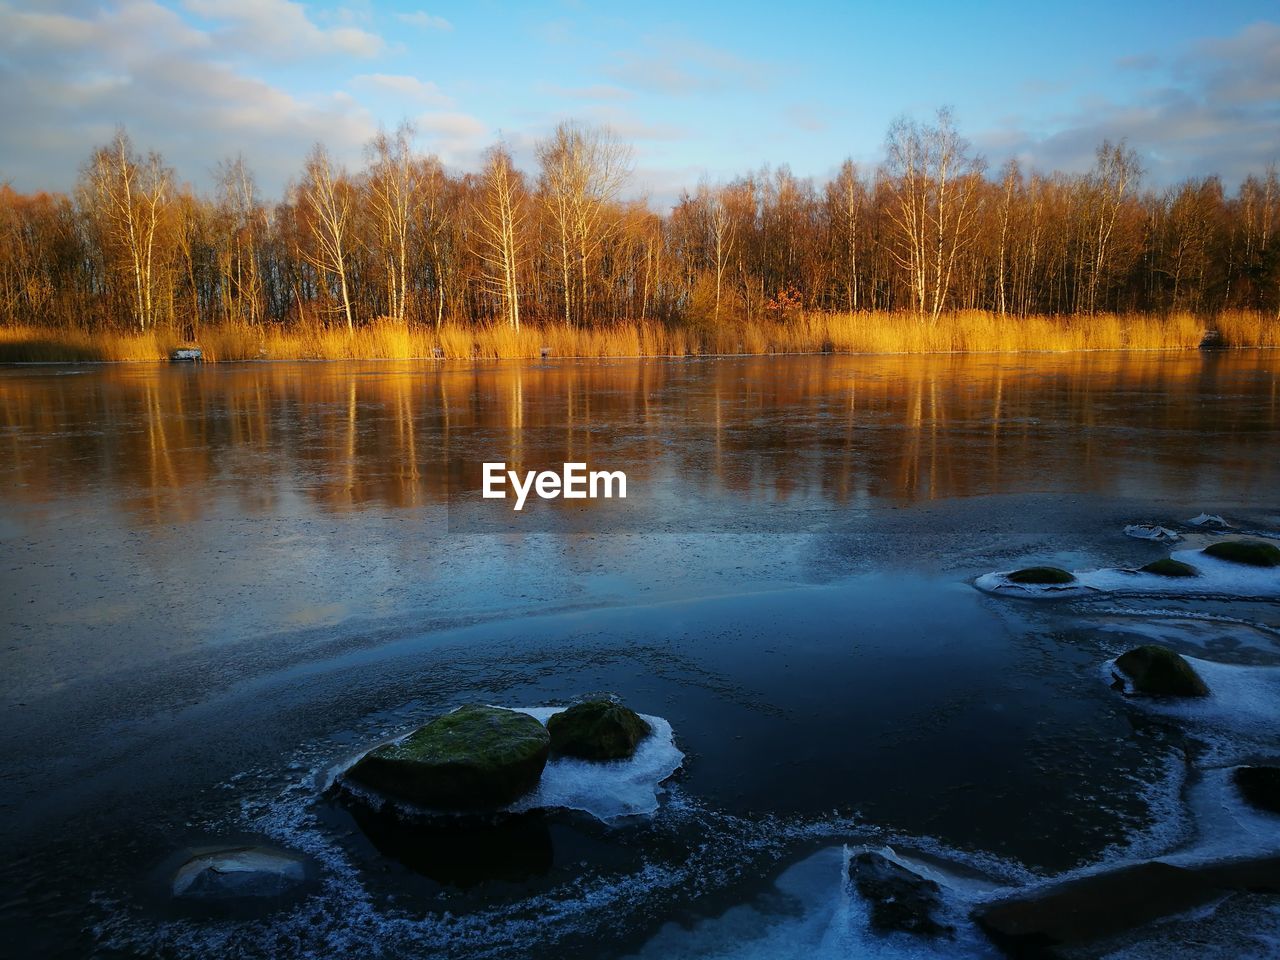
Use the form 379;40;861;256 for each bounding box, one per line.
2;1;1277;206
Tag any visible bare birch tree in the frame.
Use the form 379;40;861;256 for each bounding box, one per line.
536;122;632;325
1082;140;1141;314
366;124;422;322
884;108;985;321
214;155;265;326
472;144;527;330
82;130;172;330
299;144;356;331
827;159;865;312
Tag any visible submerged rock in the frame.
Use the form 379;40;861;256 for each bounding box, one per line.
850;851;953;937
171;845;308;901
348;804;553;887
974;861;1219;952
345;704;550;809
1203;539;1280;568
1139;557;1198;578
547;699;652;760
1112;644;1209;697
1006;566;1075;585
1233;765;1280;815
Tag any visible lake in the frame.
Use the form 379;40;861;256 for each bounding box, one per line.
2;351;1280;958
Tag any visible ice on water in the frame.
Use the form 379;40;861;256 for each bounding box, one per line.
976;548;1280;600
508;708;684;822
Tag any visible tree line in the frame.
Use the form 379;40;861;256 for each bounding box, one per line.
1;110;1277;336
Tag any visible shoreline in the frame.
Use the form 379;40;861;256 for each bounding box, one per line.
5;343;1280;366
3;310;1275;364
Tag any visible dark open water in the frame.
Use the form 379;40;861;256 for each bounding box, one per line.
2;352;1279;958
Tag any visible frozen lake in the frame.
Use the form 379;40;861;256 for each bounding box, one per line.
2;351;1279;958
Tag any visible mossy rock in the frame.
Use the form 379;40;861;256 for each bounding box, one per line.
1139;558;1199;578
346;704;549;809
1202;540;1280;568
1233;766;1280;815
1007;566;1076;585
1113;645;1209;698
547;700;651;760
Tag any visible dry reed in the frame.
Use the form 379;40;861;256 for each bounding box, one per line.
1;310;1273;363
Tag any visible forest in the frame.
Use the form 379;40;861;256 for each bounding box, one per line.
1;109;1277;359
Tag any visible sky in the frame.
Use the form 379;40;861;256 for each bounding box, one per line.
1;0;1278;208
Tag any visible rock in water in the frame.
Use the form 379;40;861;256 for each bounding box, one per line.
346;704;550;808
1113;645;1209;697
171;846;307;900
1203;539;1280;568
1233;766;1280;814
1006;566;1075;585
1139;557;1198;578
850;851;953;937
974;862;1220;952
547;700;651;760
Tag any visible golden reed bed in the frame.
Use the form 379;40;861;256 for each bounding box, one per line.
0;311;1274;363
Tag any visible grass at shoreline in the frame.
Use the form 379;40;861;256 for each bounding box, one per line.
0;310;1274;363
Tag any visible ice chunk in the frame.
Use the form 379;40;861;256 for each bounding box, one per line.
626;845;1003;959
508;708;684;822
1124;524;1181;542
1188;514;1235;529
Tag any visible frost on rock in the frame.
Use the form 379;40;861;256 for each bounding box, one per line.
1124;524;1181;542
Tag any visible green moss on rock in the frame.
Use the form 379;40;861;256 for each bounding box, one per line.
1233;766;1280;814
1139;558;1199;578
547;700;651;760
1113;644;1209;698
1203;540;1280;568
1007;566;1076;585
346;704;549;809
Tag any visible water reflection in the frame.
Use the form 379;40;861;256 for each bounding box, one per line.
1;353;1277;526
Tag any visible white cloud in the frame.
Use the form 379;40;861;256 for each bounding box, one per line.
396;10;452;31
975;22;1280;186
182;0;384;58
605;35;771;96
353;74;453;108
0;0;382;192
410;111;490;168
538;83;634;102
418;112;486;138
